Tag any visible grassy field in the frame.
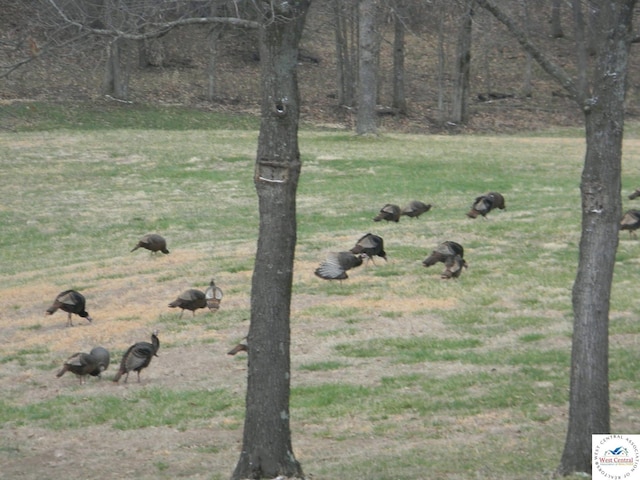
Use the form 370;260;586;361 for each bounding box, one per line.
1;104;640;479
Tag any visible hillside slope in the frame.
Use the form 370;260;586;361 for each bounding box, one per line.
2;2;639;133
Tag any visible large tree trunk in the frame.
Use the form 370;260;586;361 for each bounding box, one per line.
356;0;380;135
473;0;635;475
558;1;634;474
230;2;311;479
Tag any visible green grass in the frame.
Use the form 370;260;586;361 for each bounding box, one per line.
1;102;260;131
1;105;639;480
0;388;237;430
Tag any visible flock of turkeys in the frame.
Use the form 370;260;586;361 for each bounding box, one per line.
315;192;505;281
50;186;638;384
48;233;223;384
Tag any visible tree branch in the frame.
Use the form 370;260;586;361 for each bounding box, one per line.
474;0;579;101
0;31;91;79
46;0;259;40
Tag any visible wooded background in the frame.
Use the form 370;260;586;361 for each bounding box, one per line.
3;0;638;133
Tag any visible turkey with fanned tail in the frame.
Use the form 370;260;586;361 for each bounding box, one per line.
56;351;100;384
89;346;110;378
315;252;365;280
204;278;223;312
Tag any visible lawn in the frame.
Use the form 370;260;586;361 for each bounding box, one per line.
0;104;639;479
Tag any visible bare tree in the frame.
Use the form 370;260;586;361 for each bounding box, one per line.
391;0;407;114
521;0;532;97
451;0;473;124
230;1;312;478
550;0;564;38
104;37;129;98
40;0;259;99
333;0;357;108
1;1;91;80
356;0;382;135
571;0;589;99
435;0;449;123
474;0;636;475
206;24;224;101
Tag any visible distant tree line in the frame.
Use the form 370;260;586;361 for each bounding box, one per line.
1;0;594;132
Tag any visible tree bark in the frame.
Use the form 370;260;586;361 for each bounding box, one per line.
436;0;447;122
451;0;473;124
550;0;564;38
207;25;223;101
356;0;380;135
230;1;311;479
333;0;356;107
103;38;128;99
521;0;532;97
571;0;589;102
391;1;407;114
558;1;634;473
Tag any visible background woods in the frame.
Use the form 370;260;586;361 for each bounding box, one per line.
4;0;640;132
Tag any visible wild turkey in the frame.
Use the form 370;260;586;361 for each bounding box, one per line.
45;289;92;327
130;233;169;254
422;241;464;268
204;278;224;312
373;204;401;222
629;188;640;200
228;338;248;356
168;288;207;318
89;346;110;377
56;352;100;384
350;233;387;263
113;331;160;383
620;209;640;237
315;252;364;280
441;254;467;279
401;200;432;218
467;192;506;219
